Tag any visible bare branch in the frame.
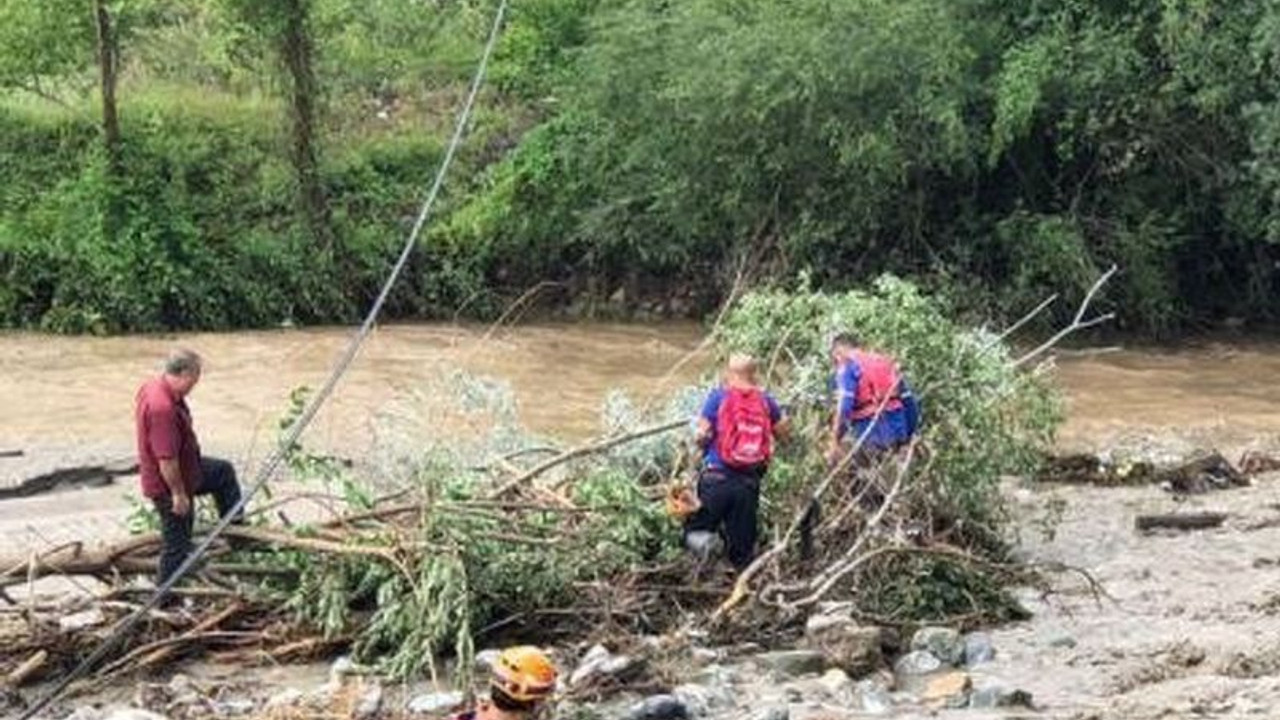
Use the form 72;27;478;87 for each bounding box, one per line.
784;442;917;610
988;293;1058;348
1014;265;1118;367
488;419;685;498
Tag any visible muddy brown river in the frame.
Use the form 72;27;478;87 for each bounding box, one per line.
2;324;1279;455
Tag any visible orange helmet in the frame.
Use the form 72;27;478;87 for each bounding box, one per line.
491;646;557;703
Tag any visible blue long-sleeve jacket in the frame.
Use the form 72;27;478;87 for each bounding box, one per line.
833;361;920;449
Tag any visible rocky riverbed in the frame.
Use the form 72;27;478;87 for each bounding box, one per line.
15;464;1280;720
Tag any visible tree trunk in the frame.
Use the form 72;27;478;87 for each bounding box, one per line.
279;0;333;254
1134;512;1229;532
93;0;123;239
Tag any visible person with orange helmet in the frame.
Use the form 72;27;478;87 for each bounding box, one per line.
450;646;558;720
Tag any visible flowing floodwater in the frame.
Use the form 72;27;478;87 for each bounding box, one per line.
3;324;1278;457
0;322;708;456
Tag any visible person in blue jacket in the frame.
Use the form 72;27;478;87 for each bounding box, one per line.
826;333;920;466
684;354;789;571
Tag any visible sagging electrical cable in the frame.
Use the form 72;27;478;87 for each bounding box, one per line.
18;0;509;716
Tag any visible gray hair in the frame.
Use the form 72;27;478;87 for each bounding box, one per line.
164;348;203;377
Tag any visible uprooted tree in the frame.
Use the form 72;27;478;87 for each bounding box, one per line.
1;273;1094;693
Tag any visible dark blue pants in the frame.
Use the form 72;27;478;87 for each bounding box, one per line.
683;467;763;571
153;457;243;585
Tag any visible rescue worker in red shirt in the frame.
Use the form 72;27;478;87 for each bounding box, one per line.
450;646;558;720
826;332;919;464
799;334;920;559
134;349;244;585
683;354;789;572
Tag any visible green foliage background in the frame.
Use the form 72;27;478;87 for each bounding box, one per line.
2;0;1279;334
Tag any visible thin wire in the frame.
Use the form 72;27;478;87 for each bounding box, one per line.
18;1;509;716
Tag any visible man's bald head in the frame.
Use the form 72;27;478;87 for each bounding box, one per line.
725;353;759;386
163;348;203;397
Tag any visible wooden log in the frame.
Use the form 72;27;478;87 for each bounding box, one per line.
99;602;247;677
1135;512;1229;532
0;524;395;587
4;649;47;687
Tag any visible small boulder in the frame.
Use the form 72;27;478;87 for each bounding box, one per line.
570;644;640;688
353;681;383;720
755;650;827;678
963;632;996;666
816;668;855;704
103;711;170;720
921;671;972;709
59;607;106;633
264;689;305;710
969;683;1034;709
163;675;202;708
406;691;464;716
855;678;893;715
212;698;256;716
689;647;722;667
62;708;105;720
910;627;965;667
673;683;734;716
893;650;943;676
625;694;690;720
804;614;884;676
474;649;502;672
1048;634;1078;649
754;706;789;720
330;655;357;679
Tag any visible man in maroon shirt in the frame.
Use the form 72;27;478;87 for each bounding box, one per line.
135;348;243;585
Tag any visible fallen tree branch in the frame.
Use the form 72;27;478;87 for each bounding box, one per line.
269;635;352;661
99;601;246;678
1015;265;1117;367
708;391;906;625
4;650;47;687
787;443;917;609
1135;512;1229;532
991;293;1059;347
0;525;394;587
489;419;685;497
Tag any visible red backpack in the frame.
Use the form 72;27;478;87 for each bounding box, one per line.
715;386;774;469
849;350;904;420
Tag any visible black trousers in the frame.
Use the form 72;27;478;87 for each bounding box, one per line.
683;467;763;571
153;457;244;585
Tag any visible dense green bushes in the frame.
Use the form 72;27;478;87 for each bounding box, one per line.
2;0;1279;333
0;99;462;332
447;0;1280;335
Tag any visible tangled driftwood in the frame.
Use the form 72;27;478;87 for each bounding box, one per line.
1036;450;1275;493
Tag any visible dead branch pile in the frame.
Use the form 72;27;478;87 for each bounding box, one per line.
1037;450;1278;492
0;421;715;690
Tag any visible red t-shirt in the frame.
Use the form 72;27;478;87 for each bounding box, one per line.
135;377;203;498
